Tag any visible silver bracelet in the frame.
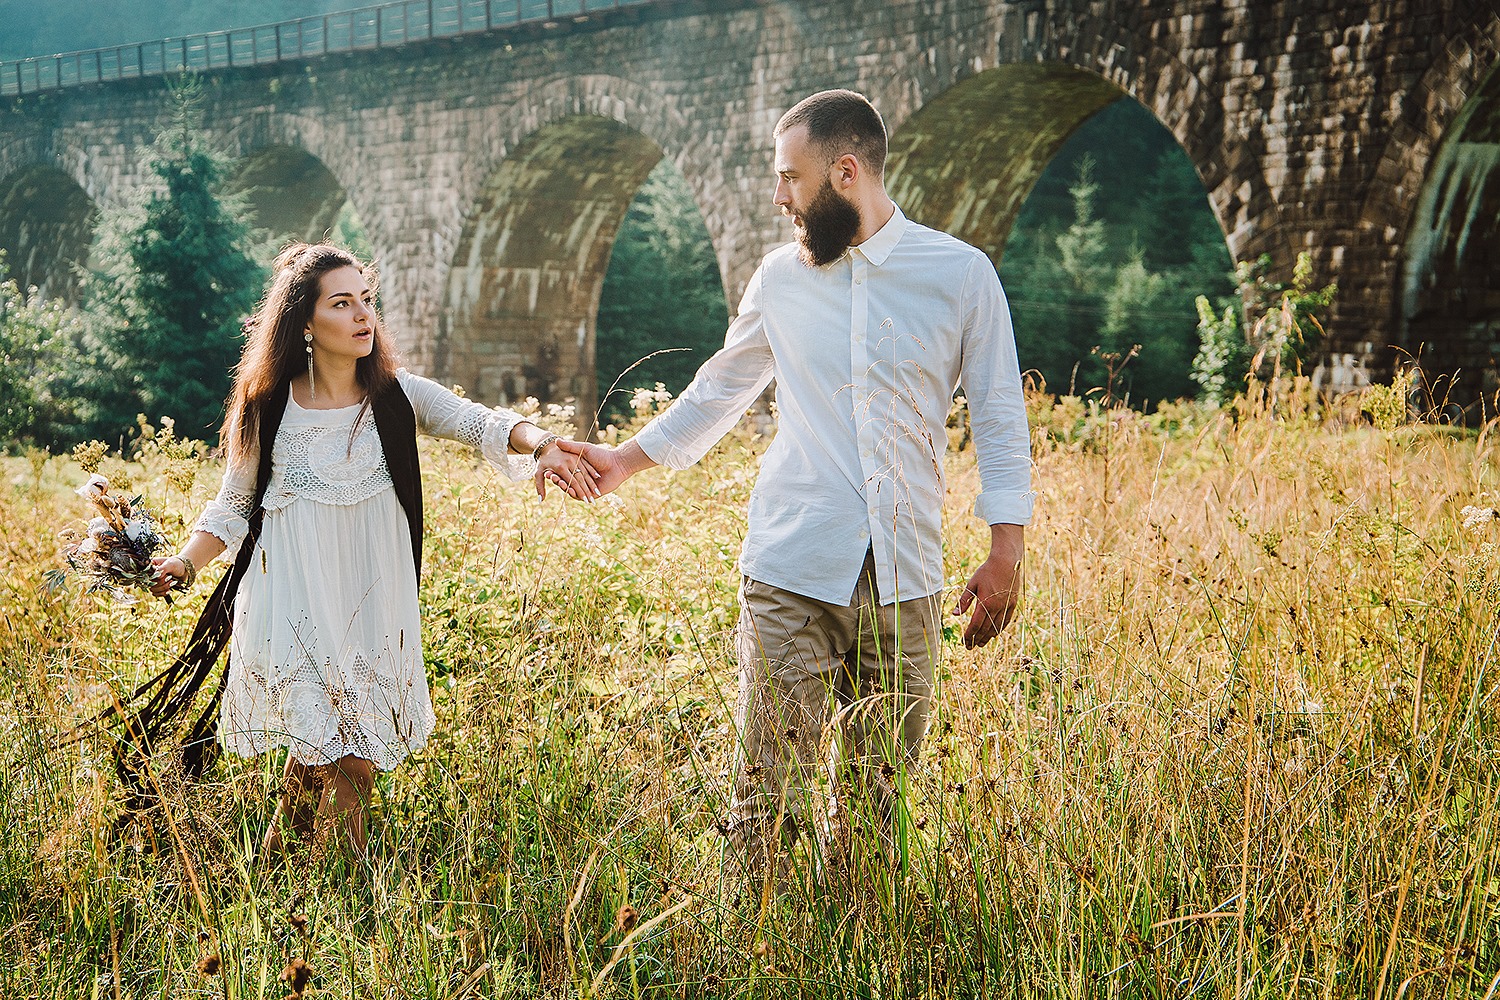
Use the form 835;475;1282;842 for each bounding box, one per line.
175;553;197;590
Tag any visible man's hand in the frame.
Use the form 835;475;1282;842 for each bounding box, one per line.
953;523;1024;648
552;438;657;499
532;439;602;501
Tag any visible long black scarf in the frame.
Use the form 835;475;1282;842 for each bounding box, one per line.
101;378;422;802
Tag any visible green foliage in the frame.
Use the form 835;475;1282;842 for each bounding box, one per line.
0;253;87;449
595;160;729;423
1361;366;1415;431
1002;100;1234;406
1190;252;1338;405
1191;295;1247;406
76;79;266;443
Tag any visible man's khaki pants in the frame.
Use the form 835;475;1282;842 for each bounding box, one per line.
725;551;941;880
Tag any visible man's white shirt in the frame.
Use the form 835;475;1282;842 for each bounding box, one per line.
632;205;1033;606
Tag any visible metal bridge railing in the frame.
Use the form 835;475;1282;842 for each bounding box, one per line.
1;0;653;97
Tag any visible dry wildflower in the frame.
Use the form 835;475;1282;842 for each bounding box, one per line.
751;939;771;959
459;927;485;966
53;474;171;600
281;957;313;997
1461;505;1499;532
630;383;674;416
288;912;308;938
195;953;221;976
608;904;638;938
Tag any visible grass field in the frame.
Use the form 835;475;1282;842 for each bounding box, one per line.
1;384;1497;998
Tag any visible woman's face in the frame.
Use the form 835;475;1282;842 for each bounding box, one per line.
305;265;376;364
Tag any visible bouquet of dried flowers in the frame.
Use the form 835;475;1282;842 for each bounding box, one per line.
55;474;172;601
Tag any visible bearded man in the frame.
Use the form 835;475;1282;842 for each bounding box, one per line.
558;89;1033;880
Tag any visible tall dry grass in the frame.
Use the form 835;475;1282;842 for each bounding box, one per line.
0;382;1497;998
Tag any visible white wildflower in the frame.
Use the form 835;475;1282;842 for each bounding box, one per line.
1461;505;1499;532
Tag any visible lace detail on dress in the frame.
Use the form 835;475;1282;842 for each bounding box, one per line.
262;414;393;511
221;609;432;771
397;368;534;480
194;486;255;548
456;407;488;450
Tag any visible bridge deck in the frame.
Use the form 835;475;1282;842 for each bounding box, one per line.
0;0;656;96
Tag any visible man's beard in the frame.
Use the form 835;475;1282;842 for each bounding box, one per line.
794;179;861;268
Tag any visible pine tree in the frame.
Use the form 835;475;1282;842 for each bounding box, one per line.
78;78;266;442
595;160;729;422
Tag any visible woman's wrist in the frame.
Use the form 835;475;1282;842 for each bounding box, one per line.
173;553;197;589
530;433;561;461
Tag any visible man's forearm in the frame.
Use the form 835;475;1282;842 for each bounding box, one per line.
987;522;1025;566
616;438;660;477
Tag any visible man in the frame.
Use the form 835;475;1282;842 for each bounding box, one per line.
557;89;1032;878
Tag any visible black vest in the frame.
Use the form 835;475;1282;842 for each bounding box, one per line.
109;378;422;791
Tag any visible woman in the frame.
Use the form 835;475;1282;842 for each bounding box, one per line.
149;243;597;857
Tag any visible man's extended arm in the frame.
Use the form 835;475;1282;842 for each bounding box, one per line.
553;264;774;497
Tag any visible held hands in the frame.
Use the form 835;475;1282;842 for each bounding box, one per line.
952;523;1025;648
532;440;604;501
548;439;654;500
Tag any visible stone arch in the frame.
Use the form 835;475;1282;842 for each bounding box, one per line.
885;64;1233;268
433;75;709;415
1349;9;1500;408
1398;57;1500;409
437;114;664;415
227;144;354;246
873;4;1260;265
0;164;98;303
216;112;385;256
1361;10;1500;243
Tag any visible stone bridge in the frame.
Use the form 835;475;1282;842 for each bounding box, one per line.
3;0;1500;415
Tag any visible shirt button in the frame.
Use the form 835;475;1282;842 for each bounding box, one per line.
854;277;863;285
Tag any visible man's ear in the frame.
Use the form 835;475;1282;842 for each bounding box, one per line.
834;153;860;190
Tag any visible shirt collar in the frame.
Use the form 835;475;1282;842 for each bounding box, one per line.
850;202;907;267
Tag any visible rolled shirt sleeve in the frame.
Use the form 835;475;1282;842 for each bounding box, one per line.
960;254;1035;526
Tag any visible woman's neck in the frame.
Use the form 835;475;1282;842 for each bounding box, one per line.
302;355;364;408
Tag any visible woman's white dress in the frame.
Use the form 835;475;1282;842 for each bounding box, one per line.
193;369;530;770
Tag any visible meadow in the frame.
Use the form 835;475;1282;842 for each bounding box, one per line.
1;381;1497;999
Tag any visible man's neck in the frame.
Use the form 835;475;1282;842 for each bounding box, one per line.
851;192;896;248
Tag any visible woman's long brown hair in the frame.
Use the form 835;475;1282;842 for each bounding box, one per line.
222;243;400;460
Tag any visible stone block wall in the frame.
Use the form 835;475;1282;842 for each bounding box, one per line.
2;0;1498;409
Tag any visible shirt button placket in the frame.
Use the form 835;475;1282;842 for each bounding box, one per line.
850;253;880;563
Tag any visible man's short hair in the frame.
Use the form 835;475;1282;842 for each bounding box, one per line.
775;89;888;178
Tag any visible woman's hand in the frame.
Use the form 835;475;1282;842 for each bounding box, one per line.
150;554;191;599
533;439;603;501
552;439;655;498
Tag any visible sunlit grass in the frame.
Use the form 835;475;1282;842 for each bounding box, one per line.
1;383;1498;998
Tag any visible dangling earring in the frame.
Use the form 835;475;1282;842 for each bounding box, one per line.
305;332;315;398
